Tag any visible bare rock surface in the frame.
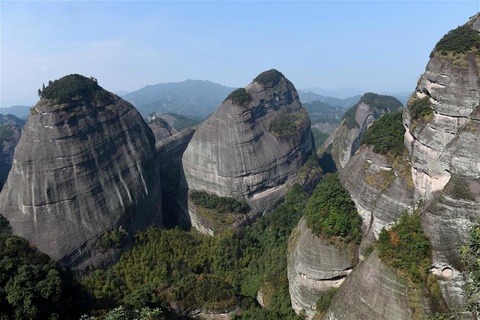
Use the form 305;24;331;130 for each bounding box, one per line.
403;15;480;310
182;69;314;233
339;147;414;255
321;93;402;171
0;74;162;269
324;251;412;320
287;218;357;319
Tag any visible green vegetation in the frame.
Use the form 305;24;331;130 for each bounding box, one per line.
166;113;201;131
408;97;434;127
190;191;248;213
0;215;90;319
38;74;113;106
376;213;432;284
315;288;338;314
83;184;309;319
311;127;329;149
225;88;252;106
80;306;164;320
253;69;284;87
95;227;129;253
431;24;480;57
342;105;359;129
362;110;405;156
305;174;362;244
270;111;306;138
359;93;402;112
0;125;13;141
460;219;480;314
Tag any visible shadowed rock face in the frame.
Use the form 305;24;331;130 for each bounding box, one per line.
404;15;480;310
325;251;412;320
182;69;313;233
287;218;357;319
0;125;22;190
0;74;162;269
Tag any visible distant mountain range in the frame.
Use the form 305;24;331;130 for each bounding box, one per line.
1;80;410;120
0;105;31;119
122;79;236;118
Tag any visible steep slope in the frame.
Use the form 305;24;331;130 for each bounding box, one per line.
0;74;162;269
182;69;314;234
320;93;403;171
403;15;480;310
325;251;412;320
287;218;356;319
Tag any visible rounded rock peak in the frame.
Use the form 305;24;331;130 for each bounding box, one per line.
253;69;287;88
39;74;113;106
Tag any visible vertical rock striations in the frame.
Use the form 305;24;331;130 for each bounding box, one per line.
287;218;357;319
0;115;24;190
325;251;412;320
182;69;314;233
404;15;480;310
0;74;162;269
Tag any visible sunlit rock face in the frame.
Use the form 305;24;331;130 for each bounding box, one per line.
181;69;314;233
404;15;480;310
325;251;412;320
0;74;162;269
321;92;403;171
287;218;357;319
339;147;415;255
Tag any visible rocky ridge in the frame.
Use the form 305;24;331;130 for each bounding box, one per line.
403;15;480;310
0;74;162;269
181;69;314;234
321;93;403;171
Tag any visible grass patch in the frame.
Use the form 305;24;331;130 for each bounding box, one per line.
270;110;306;138
225;88;253;107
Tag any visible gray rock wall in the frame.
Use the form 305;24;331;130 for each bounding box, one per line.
325;251;412;320
403;15;480;310
287;218;357;319
182;70;313;233
0;87;162;269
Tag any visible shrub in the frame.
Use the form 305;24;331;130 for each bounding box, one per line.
408;97;433;125
431;24;480;57
225;88;252;106
270;111;305;138
361;110;405;156
305;173;362;244
460;219;480;314
376;213;432;284
39;74;113;105
190;190;248;214
342;105;359;129
316;288;338;314
253;69;284;87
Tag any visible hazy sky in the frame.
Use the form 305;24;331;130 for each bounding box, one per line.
1;1;478;107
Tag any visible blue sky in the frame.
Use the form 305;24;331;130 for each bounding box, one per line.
1;1;478;107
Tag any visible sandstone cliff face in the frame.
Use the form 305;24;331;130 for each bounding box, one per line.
321;93;403;171
403;16;480;310
155;128;195;228
182;69;313;233
0;74;162;269
287;218;357;319
325;251;412;320
339;147;414;255
148;117;177;142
